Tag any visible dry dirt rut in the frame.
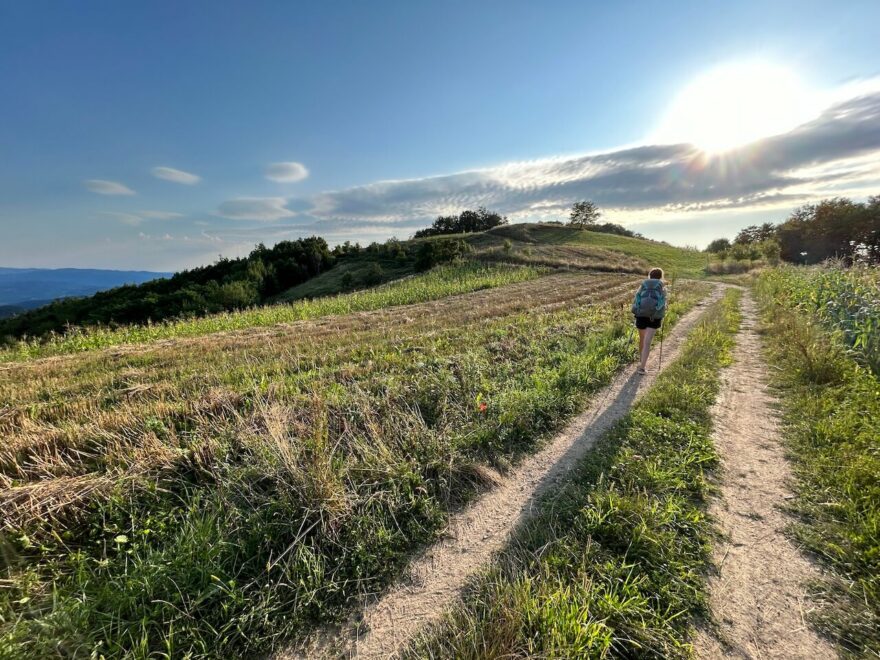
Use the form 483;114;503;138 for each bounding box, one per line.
289;286;724;660
695;292;834;659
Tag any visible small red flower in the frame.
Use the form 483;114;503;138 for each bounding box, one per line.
478;402;488;413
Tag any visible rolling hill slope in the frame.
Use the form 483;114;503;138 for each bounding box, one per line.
281;223;706;302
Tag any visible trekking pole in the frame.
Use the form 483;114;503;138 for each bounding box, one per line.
659;324;664;370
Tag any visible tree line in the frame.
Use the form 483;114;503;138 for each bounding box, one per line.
707;196;880;265
0;237;336;339
0;232;476;341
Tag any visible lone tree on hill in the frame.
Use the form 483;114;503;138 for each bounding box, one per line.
569;200;602;227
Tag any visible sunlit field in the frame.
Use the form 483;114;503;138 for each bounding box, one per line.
0;263;541;362
0;272;709;657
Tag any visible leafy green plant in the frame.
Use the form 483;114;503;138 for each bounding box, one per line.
758;264;880;375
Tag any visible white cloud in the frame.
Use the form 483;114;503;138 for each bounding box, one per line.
266;161;309;182
140;210;184;219
151;166;201;185
216;197;296;221
84;179;135;195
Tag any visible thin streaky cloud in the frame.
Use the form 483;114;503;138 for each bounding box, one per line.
100;212;143;226
151;166;201;185
216;197;296;221
140;210;184;219
266;161;309;182
84;179;135;195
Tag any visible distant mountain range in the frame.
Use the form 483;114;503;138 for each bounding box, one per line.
0;267;171;318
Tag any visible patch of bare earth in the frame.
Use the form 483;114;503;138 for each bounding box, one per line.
694;292;834;659
283;286;723;660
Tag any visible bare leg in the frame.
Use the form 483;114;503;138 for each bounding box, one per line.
640;327;657;370
638;328;645;356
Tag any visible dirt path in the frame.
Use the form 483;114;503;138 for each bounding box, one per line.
285;286;724;660
695;292;834;659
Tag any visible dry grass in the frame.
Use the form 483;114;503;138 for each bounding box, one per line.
0;272;710;658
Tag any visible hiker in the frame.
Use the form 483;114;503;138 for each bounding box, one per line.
631;267;666;375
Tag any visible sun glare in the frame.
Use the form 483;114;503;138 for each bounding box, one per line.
656;61;820;153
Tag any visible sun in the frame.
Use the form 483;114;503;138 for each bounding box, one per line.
656;61;819;153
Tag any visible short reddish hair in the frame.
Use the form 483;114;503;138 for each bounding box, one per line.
649;268;663;280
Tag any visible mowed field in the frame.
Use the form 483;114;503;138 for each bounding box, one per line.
0;266;709;657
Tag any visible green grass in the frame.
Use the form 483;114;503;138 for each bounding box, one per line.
274;253;415;301
477;223;708;278
0;275;710;658
0;262;541;362
406;289;742;659
756;268;880;656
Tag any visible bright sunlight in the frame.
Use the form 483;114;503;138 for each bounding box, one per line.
656;61;820;153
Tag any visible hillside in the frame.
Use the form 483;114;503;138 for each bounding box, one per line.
0;224;707;342
269;223;705;302
0;265;710;656
2;259;877;658
471;223;706;277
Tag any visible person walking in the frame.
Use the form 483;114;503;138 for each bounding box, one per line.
631;268;666;374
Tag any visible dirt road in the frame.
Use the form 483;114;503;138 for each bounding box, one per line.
694;292;833;659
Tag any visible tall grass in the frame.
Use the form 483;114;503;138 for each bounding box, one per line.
756;268;880;656
0;263;542;362
0;277;710;658
406;290;742;659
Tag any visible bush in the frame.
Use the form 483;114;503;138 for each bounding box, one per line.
414;239;471;271
362;262;385;286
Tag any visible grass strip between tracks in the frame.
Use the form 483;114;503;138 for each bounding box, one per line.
406;288;742;659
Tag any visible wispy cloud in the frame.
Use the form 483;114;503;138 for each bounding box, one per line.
151;166;201;185
84;179;135;195
266;161;309;182
216;197;296;221
101;211;143;226
140;210;184;219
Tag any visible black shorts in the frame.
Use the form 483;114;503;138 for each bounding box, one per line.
635;316;662;330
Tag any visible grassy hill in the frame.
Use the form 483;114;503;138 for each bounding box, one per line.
0;223;706;347
282;223;706;302
469;223;706;278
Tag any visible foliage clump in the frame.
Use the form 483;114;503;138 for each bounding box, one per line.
412;207;507;238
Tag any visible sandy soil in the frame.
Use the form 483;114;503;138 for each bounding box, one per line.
284;286;724;660
694;292;834;659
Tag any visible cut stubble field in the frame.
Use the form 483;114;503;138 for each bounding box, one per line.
0;270;710;658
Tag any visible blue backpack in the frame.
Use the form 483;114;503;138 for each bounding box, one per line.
632;279;666;320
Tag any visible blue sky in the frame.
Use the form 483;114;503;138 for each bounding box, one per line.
1;1;879;270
